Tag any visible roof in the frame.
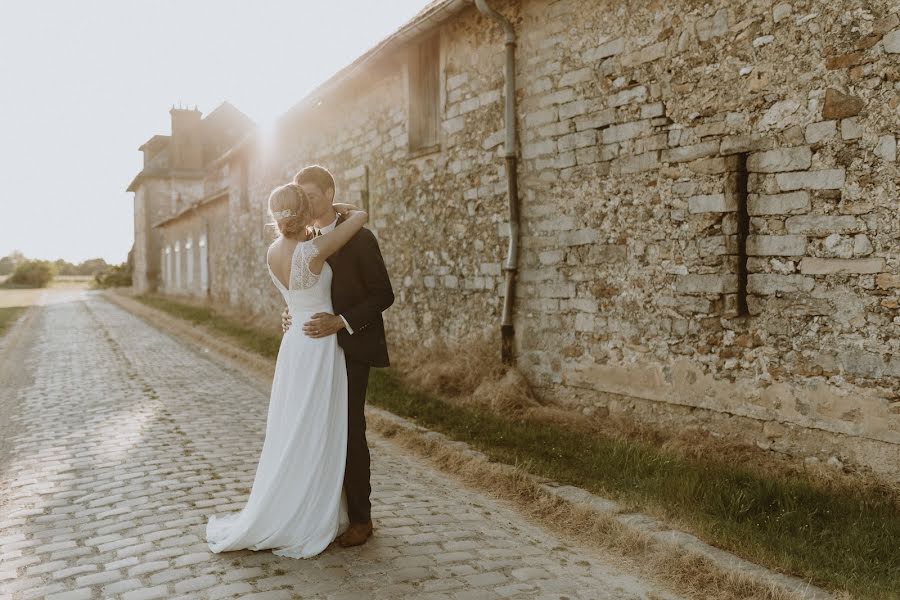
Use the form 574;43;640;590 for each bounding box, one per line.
127;101;255;192
138;135;170;152
219;0;471;159
286;0;469;116
152;187;229;229
126;168;207;193
130;1;473;192
201;101;256;164
202;101;255;131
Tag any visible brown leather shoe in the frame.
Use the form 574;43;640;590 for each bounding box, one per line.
337;519;373;547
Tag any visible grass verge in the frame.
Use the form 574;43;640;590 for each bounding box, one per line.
370;370;897;599
132;292;898;599
0;306;26;337
0;281;37;290
135;293;282;359
370;411;806;600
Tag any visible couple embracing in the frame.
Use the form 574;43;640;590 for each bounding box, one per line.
205;165;394;558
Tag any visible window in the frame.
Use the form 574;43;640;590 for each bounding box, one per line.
239;155;250;211
185;237;194;287
174;241;181;289
165;246;172;288
199;234;209;292
408;33;440;153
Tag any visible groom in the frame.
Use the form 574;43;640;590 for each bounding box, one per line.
281;164;394;547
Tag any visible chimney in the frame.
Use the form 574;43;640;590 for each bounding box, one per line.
169;106;203;170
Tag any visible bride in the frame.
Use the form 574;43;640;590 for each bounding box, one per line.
205;182;367;559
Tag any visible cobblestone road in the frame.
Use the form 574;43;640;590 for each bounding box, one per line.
0;294;681;600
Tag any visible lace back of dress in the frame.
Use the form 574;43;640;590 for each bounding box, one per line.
290;240;322;291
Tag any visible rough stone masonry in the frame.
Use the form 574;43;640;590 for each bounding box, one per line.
128;0;900;479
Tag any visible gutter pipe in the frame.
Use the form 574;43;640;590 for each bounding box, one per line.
474;0;520;365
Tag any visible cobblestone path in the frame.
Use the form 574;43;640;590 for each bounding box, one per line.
0;294;681;600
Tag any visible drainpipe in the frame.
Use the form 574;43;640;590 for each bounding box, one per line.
474;0;519;365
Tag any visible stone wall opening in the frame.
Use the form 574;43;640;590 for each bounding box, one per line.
727;152;750;317
408;33;441;154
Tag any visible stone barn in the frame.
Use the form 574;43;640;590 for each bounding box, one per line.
127;0;900;479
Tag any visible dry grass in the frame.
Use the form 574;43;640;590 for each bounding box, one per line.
370;413;808;600
391;332;900;502
392;330;542;416
0;306;27;338
0;276;91;311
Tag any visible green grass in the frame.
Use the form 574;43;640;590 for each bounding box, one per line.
133;292;900;599
0;306;26;337
135;294;282;359
369;371;899;599
0;280;41;289
0;275;93;289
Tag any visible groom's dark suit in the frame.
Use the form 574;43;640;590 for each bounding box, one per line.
324;214;393;524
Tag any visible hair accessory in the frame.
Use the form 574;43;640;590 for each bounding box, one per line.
272;209;298;219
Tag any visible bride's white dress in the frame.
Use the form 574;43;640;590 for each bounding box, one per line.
205;239;350;559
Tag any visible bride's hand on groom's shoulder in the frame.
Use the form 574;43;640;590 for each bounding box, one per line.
332;202;358;216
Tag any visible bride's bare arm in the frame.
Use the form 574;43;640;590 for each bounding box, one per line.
308;209;368;270
282;207;365;333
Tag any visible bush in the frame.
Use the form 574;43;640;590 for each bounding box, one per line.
0;251;25;275
78;258;109;276
0;257;16;276
93;262;132;288
6;260;55;288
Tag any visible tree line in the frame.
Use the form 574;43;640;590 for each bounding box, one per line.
0;249;133;288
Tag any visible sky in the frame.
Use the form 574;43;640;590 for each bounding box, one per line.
0;0;431;264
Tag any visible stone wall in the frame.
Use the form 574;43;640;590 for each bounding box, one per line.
501;0;898;478
133;179;180;294
157;198;229;303
145;0;900;478
132;185;152;294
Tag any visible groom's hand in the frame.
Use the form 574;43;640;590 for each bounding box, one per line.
281;307;292;333
303;313;345;338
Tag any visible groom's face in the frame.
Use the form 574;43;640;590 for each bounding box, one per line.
299;182;334;219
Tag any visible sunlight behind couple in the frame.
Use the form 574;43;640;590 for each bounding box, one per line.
0;0;431;266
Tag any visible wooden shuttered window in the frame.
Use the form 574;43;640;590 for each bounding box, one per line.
239;155;249;211
408;34;440;153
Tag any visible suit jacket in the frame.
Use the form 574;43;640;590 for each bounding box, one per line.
327;214;394;367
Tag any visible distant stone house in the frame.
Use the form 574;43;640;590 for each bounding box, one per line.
128;0;900;479
127;102;253;301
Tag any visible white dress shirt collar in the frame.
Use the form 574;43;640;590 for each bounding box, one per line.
316;213;339;235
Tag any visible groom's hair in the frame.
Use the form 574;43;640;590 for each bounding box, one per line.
293;165;335;196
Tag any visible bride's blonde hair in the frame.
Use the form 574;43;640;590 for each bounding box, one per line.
266;183;311;239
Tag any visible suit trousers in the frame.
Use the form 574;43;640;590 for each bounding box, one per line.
344;357;372;524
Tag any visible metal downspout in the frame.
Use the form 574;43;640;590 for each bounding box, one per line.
474;0;519;365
